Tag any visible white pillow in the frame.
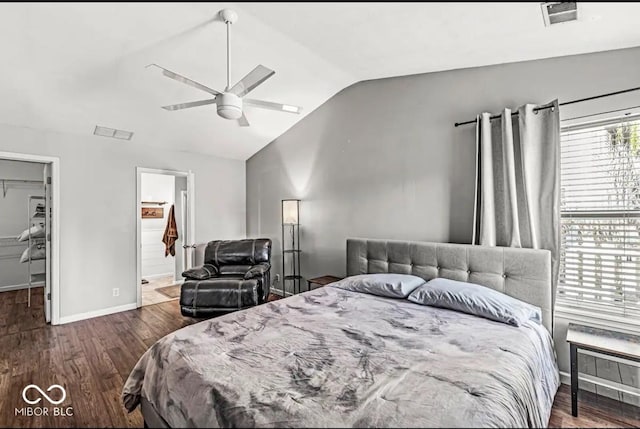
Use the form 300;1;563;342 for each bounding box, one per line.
20;243;46;263
16;224;46;242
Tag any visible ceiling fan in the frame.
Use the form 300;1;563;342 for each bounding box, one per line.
148;8;302;127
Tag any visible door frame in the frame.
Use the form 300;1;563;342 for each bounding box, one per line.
0;151;61;325
136;167;195;308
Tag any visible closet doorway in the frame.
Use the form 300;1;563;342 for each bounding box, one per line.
136;168;195;307
0;151;60;325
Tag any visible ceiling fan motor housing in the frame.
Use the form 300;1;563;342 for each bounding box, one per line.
217;93;243;120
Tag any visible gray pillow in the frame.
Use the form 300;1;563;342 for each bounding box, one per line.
407;278;542;327
329;273;426;298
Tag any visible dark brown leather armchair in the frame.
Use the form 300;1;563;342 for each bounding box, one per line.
180;238;272;318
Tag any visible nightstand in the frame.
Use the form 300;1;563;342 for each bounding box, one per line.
307;275;343;291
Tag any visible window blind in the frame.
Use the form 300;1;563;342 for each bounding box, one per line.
559;116;640;320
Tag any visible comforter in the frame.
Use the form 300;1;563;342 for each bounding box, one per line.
123;286;559;428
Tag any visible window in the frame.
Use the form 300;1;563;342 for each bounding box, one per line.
558;115;640;322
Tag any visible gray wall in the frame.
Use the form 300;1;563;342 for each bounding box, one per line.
0;122;246;321
247;46;640;401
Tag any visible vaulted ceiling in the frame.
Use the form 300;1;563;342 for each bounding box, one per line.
1;2;640;160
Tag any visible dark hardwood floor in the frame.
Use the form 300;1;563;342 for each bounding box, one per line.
0;288;638;428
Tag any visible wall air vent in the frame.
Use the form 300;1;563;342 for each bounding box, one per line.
93;125;134;141
541;2;578;26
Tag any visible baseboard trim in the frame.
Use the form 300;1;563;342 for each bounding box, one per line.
59;303;137;325
0;282;44;293
270;287;294;297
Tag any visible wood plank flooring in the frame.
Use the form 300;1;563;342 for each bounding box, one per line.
0;287;638;428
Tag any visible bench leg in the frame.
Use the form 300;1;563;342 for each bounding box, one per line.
570;343;578;417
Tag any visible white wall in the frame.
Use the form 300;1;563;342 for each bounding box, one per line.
140;173;175;279
0;122;246;320
0;159;44;290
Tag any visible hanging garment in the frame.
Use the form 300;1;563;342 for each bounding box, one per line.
162;204;179;257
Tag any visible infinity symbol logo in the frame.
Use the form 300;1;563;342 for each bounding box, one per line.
22;384;66;405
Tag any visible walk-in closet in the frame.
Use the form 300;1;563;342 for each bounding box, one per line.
0;159;50;321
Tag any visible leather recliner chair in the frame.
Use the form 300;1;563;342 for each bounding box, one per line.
180;238;272;318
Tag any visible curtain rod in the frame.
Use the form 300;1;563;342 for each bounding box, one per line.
453;85;640;127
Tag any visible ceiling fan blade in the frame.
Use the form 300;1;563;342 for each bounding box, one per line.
244;98;302;114
147;64;221;96
229;65;275;97
237;113;250;127
161;99;217;111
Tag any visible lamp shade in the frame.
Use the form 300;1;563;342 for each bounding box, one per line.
282;199;300;224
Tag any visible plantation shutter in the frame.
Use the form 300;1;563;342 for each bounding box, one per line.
558;115;640;320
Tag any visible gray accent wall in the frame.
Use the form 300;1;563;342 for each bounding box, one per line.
247;46;640;403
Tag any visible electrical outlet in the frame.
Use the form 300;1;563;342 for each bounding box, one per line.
112;288;120;297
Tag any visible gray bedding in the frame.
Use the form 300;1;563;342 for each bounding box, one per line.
122;286;559;428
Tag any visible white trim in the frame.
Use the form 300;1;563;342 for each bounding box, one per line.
58;303;137;325
561;112;640;132
270;287;294;297
187;172;195;269
0;151;60;325
555;306;640;335
136;167;195;308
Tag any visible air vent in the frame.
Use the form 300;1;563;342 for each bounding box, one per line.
93;125;134;141
541;2;578;26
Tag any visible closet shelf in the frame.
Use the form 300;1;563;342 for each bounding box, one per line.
141;201;168;206
1;179;43;197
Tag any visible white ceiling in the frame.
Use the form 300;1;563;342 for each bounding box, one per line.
1;2;639;160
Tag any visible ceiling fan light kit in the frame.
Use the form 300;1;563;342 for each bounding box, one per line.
149;8;301;127
217;93;243;120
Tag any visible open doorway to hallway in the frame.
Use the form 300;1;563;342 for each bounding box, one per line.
136;168;194;307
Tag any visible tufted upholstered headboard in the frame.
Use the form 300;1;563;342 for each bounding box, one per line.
346;238;553;332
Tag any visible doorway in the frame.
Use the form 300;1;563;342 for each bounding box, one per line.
136;167;195;308
0;151;60;324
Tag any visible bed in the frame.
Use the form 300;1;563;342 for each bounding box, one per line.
123;239;560;428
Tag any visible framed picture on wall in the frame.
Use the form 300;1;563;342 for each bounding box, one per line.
141;207;164;219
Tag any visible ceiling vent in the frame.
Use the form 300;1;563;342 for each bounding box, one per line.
93;125;134;141
541;2;578;26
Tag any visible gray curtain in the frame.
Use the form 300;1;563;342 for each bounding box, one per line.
472;100;560;311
